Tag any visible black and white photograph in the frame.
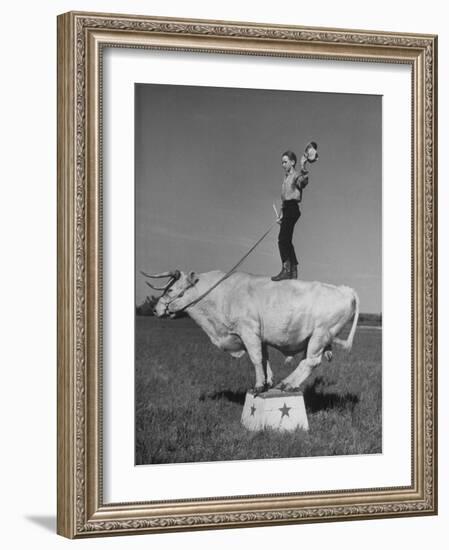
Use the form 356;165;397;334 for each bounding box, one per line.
135;83;382;465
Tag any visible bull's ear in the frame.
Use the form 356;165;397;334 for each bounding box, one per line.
188;271;199;285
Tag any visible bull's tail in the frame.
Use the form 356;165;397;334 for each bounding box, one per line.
334;290;360;352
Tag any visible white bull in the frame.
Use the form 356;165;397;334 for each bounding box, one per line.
147;270;359;393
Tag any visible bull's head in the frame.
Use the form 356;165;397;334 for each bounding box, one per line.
140;269;199;318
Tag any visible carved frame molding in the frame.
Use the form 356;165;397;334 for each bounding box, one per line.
57;12;437;538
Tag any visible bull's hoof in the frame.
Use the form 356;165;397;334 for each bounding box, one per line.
275;382;288;391
252;385;265;396
324;350;333;362
263;381;274;392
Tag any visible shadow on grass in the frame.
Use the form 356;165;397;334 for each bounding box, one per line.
199;389;247;405
304;377;359;413
199;377;359;413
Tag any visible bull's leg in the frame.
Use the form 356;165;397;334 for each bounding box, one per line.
276;356;321;392
241;332;266;394
262;344;274;391
276;331;329;391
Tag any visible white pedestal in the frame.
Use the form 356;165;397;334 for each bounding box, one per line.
241;389;309;432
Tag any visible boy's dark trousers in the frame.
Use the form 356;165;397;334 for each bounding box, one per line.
278;199;300;266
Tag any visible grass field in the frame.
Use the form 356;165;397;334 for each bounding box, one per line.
135;316;382;465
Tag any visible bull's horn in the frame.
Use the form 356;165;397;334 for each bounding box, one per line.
140;270;180;279
145;280;173;291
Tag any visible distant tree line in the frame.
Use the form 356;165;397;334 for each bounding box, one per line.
136;295;188;318
136;295;158;316
358;312;382;326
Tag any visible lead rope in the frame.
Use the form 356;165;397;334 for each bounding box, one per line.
178;219;278;312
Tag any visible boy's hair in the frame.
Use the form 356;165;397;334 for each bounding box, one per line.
282;150;297;166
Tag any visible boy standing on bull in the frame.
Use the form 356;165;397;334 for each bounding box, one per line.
271;141;318;281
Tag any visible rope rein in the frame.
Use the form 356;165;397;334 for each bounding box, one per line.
177;220;278;312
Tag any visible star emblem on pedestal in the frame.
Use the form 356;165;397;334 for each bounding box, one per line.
250;405;257;416
279;403;291;418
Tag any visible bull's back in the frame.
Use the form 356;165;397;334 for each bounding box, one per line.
223;273;354;338
202;271;354;322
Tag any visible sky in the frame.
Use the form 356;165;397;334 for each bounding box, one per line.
135;84;382;313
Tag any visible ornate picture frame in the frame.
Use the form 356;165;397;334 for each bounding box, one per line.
57;11;437;538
